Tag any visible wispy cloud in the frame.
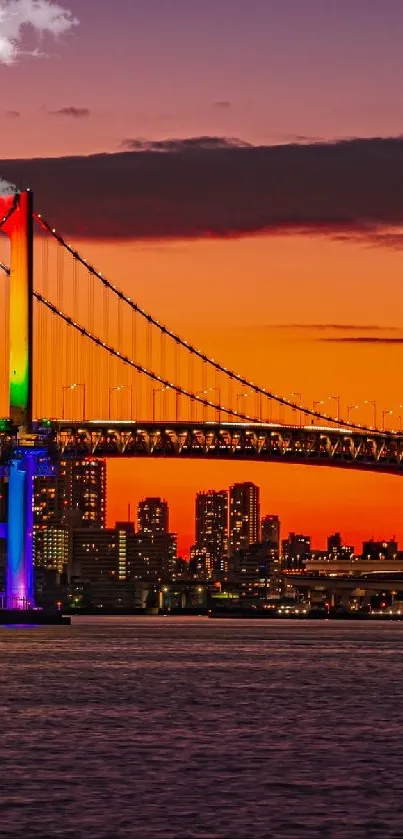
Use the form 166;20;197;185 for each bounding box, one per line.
213;101;232;110
273;323;397;332
0;0;77;65
49;106;90;118
5;109;20;117
321;336;403;344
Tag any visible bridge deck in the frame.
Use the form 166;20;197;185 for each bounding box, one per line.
0;420;401;474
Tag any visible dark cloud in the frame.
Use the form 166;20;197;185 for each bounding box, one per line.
213;101;232;109
321;337;403;344
332;230;403;249
2;135;403;240
5;110;21;119
275;323;397;331
49;107;90;119
269;133;325;144
122;136;249;152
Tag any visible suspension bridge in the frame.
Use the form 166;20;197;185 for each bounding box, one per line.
0;189;401;612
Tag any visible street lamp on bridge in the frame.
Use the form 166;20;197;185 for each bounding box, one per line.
382;409;393;431
347;404;359;422
62;383;86;421
328;395;341;421
364;399;377;428
109;385;134;421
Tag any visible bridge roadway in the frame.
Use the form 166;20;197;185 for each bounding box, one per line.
0;420;401;474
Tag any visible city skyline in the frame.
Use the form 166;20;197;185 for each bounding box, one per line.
2;1;403;561
110;484;398;559
30;462;402;565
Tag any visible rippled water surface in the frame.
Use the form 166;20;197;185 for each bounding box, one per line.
1;617;403;838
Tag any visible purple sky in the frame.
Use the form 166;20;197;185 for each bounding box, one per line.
2;0;403;158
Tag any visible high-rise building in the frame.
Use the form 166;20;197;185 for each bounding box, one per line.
138;497;169;535
195;490;228;570
116;522;135;581
134;499;175;578
34;459;106;530
41;526;70;574
128;532;177;579
282;533;311;571
261;515;280;549
327;532;342;555
61;459;107;529
229;482;260;556
34;459;107;569
72;527;135;610
189;545;213;578
73;528;118;581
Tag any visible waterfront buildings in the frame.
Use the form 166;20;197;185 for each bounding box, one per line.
362;539;398;560
135;497;177;578
282;533;311;571
261;514;280;549
137;497;169;535
229;482;260;556
4;458;403;612
34;459;107;570
195;489;228;572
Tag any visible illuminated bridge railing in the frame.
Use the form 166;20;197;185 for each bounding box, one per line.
5;421;400;473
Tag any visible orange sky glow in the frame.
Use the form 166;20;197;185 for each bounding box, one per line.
51;233;403;556
2;227;403;556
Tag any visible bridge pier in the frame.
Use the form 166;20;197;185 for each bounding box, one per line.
5;446;55;611
6;450;37;608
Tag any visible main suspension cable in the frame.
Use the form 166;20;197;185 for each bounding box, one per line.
34;212;372;433
1;232;393;436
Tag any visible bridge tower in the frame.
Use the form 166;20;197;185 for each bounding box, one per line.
0;190;38;609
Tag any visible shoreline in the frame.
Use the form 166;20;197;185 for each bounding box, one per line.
60;609;403;622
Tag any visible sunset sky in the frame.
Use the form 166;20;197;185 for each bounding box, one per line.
2;0;403;555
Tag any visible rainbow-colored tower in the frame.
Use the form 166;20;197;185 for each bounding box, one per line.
0;190;36;608
0;189;33;428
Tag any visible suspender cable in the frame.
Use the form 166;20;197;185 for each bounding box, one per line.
34;291;265;424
